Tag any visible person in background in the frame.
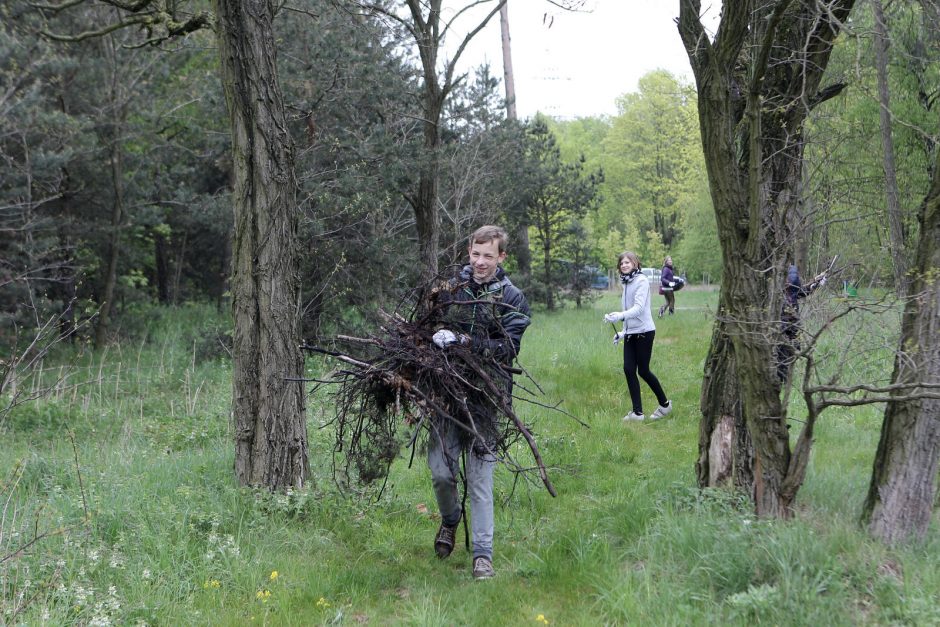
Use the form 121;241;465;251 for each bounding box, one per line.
603;251;672;421
776;263;828;381
659;255;677;318
428;225;531;580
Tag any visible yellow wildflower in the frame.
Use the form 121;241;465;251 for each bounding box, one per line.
203;579;221;589
316;597;331;609
256;589;271;603
536;614;549;624
269;570;279;582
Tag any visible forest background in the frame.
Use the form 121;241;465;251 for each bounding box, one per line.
2;0;939;624
5;0;927;342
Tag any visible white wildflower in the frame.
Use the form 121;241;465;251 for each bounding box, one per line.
109;551;125;569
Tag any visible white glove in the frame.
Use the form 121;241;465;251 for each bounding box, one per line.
432;329;462;348
603;312;625;323
668;281;676;288
613;331;626;345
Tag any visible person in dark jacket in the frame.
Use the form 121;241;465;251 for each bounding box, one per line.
428;225;531;581
658;255;677;318
776;263;827;381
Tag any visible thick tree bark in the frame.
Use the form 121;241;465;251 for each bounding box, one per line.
679;0;855;516
697;291;751;489
862;147;940;544
872;0;908;296
215;0;308;489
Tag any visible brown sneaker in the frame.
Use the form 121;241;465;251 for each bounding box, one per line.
472;555;495;580
434;521;458;559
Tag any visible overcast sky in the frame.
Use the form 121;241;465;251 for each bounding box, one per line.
453;1;720;119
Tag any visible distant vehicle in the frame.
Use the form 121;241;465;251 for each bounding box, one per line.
591;271;609;290
641;267;662;283
555;259;610;290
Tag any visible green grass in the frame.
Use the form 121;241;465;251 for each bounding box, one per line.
2;293;938;625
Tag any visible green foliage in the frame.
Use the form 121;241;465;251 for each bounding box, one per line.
676;186;722;282
5;298;937;624
1;2;938;616
803;1;934;287
600;71;704;250
549;70;717;288
523;116;604;310
0;6;89;340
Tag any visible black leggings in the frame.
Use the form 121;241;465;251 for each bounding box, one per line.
663;290;675;313
623;331;668;414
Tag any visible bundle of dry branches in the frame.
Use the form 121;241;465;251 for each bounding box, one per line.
302;281;571;497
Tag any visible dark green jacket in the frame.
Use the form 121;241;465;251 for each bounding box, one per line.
440;265;531;363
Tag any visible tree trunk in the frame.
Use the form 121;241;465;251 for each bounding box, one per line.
679;1;855;516
697;290;752;489
217;230;231;314
414;94;443;278
214;0;308;490
397;0;506;278
499;3;531;277
514;223;532;277
499;1;517;120
872;0;908;296
862;144;940;544
542;249;554;310
154;230;170;305
95;135;124;349
171;231;187;305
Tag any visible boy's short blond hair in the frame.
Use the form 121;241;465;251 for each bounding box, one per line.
470;225;509;254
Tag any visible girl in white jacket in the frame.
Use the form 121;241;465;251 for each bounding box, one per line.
603;251;672;421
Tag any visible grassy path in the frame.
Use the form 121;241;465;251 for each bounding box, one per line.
3;291;939;625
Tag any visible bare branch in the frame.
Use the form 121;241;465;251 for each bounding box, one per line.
809;381;940;395
27;0;95;11
677;0;712;70
809;82;848;108
302;274;567;496
442;0;505;95
352;1;419;41
41;14;153;42
748;0;796;95
38;1;210;47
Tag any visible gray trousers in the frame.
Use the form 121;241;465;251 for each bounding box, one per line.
427;426;495;559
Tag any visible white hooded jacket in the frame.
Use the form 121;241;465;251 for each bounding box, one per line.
617;271;656;335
